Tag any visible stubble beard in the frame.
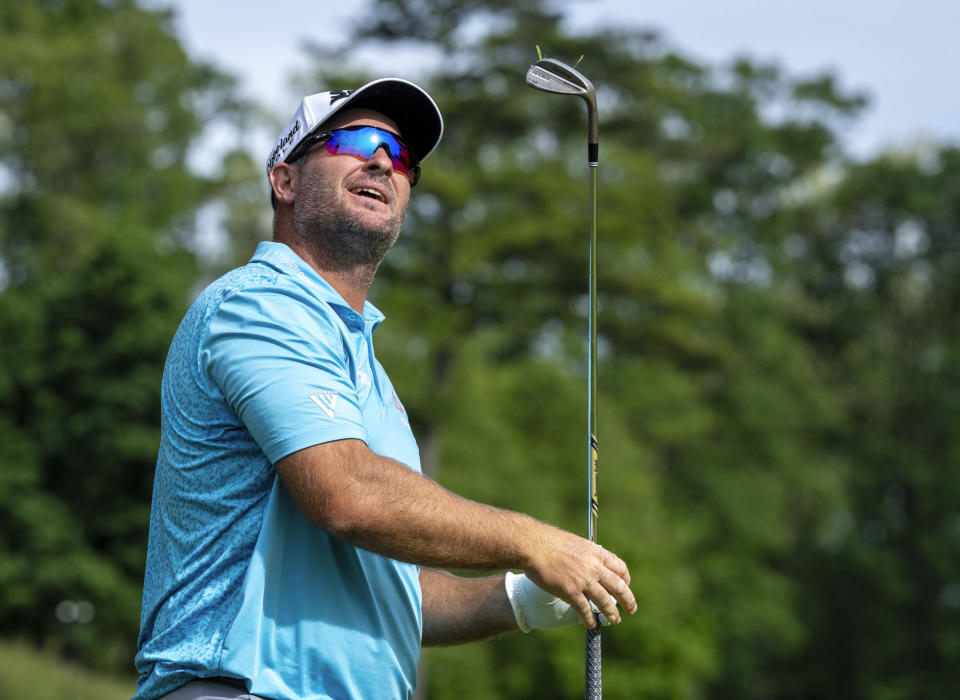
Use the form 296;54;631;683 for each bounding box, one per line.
291;165;405;283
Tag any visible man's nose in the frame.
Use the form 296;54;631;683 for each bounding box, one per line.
363;145;394;174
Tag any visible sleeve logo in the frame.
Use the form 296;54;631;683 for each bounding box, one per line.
392;392;410;428
309;390;338;418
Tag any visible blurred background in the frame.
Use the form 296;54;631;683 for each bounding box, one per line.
2;0;959;698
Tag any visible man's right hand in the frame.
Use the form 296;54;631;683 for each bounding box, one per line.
518;523;635;627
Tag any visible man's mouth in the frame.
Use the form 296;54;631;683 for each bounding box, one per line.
349;186;388;205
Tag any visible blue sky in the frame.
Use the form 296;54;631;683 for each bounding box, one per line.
150;0;960;160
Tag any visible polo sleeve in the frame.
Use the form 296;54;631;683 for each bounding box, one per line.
200;285;367;463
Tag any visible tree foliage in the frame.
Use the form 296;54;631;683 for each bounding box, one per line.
2;0;959;697
0;0;234;670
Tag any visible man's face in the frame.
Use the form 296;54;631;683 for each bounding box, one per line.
289;109;413;270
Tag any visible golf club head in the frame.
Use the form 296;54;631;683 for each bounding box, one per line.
525;57;599;162
525;58;594;97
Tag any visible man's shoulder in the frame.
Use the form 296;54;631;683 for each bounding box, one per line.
196;260;281;308
192;260;308;317
188;260;342;339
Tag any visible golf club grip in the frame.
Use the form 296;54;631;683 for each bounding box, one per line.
585;625;602;698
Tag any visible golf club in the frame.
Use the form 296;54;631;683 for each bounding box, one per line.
525;56;601;700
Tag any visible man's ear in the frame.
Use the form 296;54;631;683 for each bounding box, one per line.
269;162;298;206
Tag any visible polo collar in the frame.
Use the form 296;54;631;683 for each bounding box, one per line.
250;241;385;331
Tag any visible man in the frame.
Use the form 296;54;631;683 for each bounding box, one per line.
134;78;636;700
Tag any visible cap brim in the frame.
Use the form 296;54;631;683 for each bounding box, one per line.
317;78;443;164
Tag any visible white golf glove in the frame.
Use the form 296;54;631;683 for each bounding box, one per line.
505;572;611;633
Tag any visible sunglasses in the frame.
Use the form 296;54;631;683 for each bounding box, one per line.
287;125;421;186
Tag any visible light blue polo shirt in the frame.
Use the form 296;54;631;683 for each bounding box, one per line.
134;242;422;700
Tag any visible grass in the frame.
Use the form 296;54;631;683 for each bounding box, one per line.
0;640;135;700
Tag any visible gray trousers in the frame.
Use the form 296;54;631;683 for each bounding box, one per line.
158;679;268;700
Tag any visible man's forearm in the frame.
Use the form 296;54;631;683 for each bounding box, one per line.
420;569;518;646
276;438;637;627
277;439;539;571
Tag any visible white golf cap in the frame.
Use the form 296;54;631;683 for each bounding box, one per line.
265;78;444;175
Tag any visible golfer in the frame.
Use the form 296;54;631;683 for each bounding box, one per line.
133;78;636;700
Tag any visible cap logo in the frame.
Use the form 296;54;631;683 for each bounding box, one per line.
267;120;302;170
329;89;353;105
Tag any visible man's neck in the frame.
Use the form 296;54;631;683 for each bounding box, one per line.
312;266;373;314
280;237;375;313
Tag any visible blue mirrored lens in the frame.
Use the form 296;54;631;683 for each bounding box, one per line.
324;126;414;174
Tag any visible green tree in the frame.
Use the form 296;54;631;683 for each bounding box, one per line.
772;146;960;699
0;0;236;671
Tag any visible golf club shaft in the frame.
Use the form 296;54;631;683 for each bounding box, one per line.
523;56;602;698
585;159;601;700
588;161;598;546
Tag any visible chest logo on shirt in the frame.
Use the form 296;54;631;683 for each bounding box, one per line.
357;369;371;389
393;392;410;428
309;390;338;418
